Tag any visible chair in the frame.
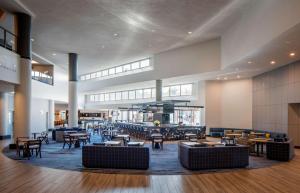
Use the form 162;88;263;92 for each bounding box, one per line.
37;131;49;144
16;137;29;157
152;137;163;149
25;139;42;159
63;134;74;149
78;133;88;145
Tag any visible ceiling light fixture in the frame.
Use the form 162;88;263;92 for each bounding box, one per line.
188;31;192;35
270;60;276;65
52;53;56;56
247;61;252;64
216;77;220;80
289;52;296;57
31;38;34;42
31;60;38;64
237;75;241;79
113;33;119;37
224;77;228;80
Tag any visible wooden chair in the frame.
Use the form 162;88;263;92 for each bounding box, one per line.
152;137;164;149
37;131;49;144
63;134;74;149
78;133;88;145
25;139;42;159
16;137;29;157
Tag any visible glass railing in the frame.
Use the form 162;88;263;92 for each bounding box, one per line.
32;71;54;85
0;26;17;52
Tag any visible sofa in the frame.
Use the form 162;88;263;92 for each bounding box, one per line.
82;145;150;169
266;139;294;161
179;143;249;170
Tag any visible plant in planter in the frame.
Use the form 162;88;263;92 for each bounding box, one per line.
153;120;160;127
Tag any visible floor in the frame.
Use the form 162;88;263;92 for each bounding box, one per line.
1;139;300;193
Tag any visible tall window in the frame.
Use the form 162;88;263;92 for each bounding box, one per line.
122;91;129;100
170;85;180;96
136;89;143;99
128;91;135;100
143;89;151;98
181;84;192;96
162;87;170;97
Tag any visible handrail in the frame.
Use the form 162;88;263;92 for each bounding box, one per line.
0;25;18;52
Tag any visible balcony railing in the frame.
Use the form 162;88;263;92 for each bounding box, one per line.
0;25;17;52
32;71;54;85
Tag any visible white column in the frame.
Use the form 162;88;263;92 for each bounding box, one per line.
48;100;55;129
156;79;162;102
68;81;78;127
0;93;9;137
14;58;32;139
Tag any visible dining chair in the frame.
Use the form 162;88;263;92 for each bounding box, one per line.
25;139;42;159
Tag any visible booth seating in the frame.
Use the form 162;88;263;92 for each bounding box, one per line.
266;139;294;161
178;143;249;170
82;145;149;169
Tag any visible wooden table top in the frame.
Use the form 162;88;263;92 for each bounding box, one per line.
249;138;272;143
115;134;130;138
104;141;121;145
202;141;222;146
69;133;87;137
151;133;163;137
226;133;242;137
127;142;145;146
185;133;197;136
182;142;200;146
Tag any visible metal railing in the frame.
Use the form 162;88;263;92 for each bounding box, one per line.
0;25;17;52
32;71;54;86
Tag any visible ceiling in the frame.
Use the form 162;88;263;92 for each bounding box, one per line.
0;0;251;74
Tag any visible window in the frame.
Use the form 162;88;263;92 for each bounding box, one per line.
110;92;116;101
151;88;156;98
128;90;135;100
140;59;150;68
109;68;115;75
104;93;110;101
91;73;96;79
96;72;101;78
123;64;131;72
102;70;108;76
80;76;86;81
116;92;122;100
85;74;91;80
162;87;170;97
181;84;192;96
122;91;128;100
143;89;151;98
170;85;180;96
116;66;123;73
131;62;140;70
95;95;100;101
90;95;95;102
136;89;143;99
99;94;105;101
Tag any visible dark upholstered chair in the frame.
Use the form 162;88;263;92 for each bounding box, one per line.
82;145;149;169
266;139;294;161
179;143;249;170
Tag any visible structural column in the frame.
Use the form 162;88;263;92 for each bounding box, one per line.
48;100;55;129
13;13;32;140
156;79;162;102
68;53;78;128
0;93;9;139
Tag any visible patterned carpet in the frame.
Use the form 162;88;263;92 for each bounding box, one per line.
3;136;281;175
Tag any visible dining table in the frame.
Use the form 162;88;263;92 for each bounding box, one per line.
249;138;272;156
69;133;88;148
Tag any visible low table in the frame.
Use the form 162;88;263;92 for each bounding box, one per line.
249;138;272;156
104;141;121;146
70;133;88;148
127;141;145;146
202;141;222;146
182;142;200;146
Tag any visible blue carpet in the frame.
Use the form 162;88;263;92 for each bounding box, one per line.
3;136;280;175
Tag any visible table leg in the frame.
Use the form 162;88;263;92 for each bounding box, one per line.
256;143;259;156
261;143;264;155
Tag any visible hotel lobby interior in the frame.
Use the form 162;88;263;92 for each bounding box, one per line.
1;0;300;192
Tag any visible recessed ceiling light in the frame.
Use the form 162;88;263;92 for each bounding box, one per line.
235;68;239;71
31;38;34;42
270;60;276;65
151;29;156;32
289;52;296;57
101;45;105;49
237;75;241;79
224;77;228;80
247;61;252;64
188;31;192;34
216;77;220;80
113;33;119;37
31;60;38;64
52;53;56;56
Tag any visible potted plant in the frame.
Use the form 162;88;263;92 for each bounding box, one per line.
153;120;160;127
